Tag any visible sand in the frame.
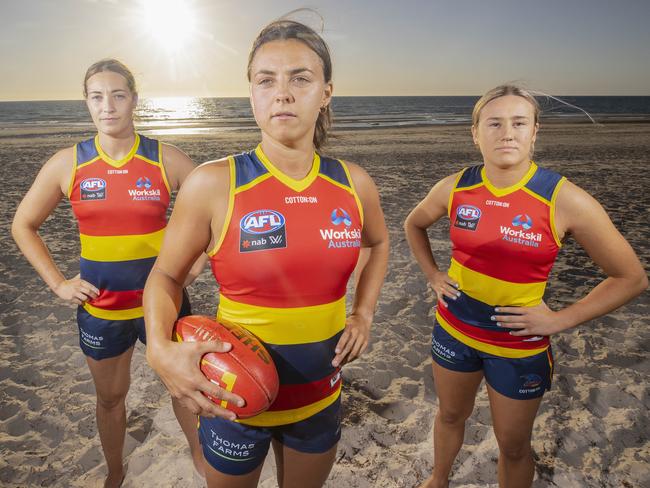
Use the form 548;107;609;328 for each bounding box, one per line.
1;122;649;487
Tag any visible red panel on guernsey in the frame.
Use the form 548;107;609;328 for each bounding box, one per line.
88;289;143;310
70;158;169;237
437;306;549;350
211;175;361;309
449;186;559;284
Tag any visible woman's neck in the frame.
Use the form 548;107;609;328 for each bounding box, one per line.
97;130;136;160
260;136;315;180
483;159;532;188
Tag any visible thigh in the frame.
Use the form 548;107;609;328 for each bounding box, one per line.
431;323;484;414
198;415;272;479
86;346;134;402
77;307;139;360
272;440;337;488
486;384;543;448
272;398;341;487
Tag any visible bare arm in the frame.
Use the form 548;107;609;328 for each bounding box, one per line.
144;160;243;418
11;147;99;305
332;163;389;367
404;173;461;306
496;180;648;335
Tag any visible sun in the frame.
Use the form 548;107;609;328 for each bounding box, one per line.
138;0;197;52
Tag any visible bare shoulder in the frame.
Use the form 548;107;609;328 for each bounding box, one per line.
555;179;610;234
179;157;231;196
39;146;76;191
160;142;196;189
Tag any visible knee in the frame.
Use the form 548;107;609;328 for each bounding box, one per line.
496;437;531;462
96;389;128;411
436;405;473;426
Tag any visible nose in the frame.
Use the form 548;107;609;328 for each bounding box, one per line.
501;124;514;141
275;80;294;104
102;97;115;113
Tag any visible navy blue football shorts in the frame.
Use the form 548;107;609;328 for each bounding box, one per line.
77;290;192;360
198;396;341;475
431;321;553;400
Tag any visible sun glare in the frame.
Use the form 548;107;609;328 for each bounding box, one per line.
139;0;197;52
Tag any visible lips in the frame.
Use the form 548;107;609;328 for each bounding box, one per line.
272;112;296;119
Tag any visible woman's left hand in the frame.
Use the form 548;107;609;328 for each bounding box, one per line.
492;301;564;337
332;313;372;367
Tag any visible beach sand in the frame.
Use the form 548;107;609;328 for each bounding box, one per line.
1;123;649;487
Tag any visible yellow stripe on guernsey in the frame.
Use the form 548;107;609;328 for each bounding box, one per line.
217;295;346;345
436;312;548;358
79;228;165;262
82;302;143;321
448;258;546;307
240;385;341;427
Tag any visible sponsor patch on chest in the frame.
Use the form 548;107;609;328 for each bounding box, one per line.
239;209;287;252
80;178;107;200
454;204;481;231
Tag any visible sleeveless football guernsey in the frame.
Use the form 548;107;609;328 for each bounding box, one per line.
437;162;566;358
209;145;363;426
68;134;170;320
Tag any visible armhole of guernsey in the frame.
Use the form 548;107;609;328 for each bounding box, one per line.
447;168;466;218
550;176;567;247
66;144;78;198
158;140;172;196
207;156;236;257
340;160;364;225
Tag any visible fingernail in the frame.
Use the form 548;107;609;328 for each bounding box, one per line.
494;307;500;312
335;348;341;354
490;316;496;321
237;400;244;407
456;292;461;297
496;322;502;327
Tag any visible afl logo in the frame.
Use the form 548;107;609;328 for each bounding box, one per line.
80;178;106;192
240;210;286;235
457;205;481;221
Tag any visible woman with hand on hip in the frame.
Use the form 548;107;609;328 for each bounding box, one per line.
144;19;389;488
12;59;205;487
405;84;647;488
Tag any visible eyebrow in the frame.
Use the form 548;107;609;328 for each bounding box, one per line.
254;67;315;76
485;115;531;121
87;89;128;94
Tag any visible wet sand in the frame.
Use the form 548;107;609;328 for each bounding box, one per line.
1;122;649;487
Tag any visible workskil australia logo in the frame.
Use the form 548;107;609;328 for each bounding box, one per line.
129;176;161;201
320;208;360;249
500;214;542;247
239;209;287;252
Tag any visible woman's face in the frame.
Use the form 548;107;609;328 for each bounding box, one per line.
472;95;539;169
85;71;137;137
249;39;332;148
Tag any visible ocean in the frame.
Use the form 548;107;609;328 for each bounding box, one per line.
1;96;649;136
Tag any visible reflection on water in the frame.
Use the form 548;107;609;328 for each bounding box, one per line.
2;96;650;135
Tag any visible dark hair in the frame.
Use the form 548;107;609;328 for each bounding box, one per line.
247;20;332;150
83;58;137;98
472;84;540;126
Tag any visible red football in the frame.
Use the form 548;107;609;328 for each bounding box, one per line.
173;315;279;418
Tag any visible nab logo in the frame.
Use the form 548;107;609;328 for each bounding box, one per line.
241;210;285;235
454;204;481;231
136;176;152;189
512;214;533;230
80;177;106;201
80;178;106;192
239;209;287;253
331;208;352;227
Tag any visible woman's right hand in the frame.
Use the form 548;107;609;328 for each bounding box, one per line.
146;339;245;419
429;271;460;307
53;274;99;306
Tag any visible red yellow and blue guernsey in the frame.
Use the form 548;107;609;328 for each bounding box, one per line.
437;162;566;358
209;145;363;427
68;134;171;320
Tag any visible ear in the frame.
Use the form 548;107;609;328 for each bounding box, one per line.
531;122;539;143
471;124;478;145
322;81;333;108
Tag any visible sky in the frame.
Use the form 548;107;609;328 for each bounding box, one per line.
1;0;649;100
